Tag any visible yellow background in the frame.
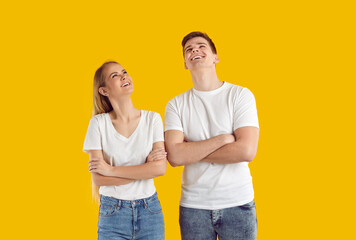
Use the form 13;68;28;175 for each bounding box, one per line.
1;0;355;239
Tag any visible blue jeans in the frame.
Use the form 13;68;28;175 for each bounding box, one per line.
179;200;257;240
98;192;164;240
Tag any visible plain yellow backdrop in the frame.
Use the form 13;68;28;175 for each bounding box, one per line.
1;0;355;239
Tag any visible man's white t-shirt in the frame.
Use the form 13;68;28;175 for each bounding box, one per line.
83;110;164;200
164;82;259;210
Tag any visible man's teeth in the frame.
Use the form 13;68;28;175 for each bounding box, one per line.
122;83;129;87
192;56;202;60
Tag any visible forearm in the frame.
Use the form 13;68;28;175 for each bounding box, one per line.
109;159;167;180
203;140;257;164
91;173;135;186
167;134;231;167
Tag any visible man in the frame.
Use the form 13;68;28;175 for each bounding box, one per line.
164;31;260;240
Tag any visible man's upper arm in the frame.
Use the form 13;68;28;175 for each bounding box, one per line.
164;130;184;149
164;130;184;166
234;126;260;161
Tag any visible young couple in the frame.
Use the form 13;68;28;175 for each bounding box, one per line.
83;31;260;240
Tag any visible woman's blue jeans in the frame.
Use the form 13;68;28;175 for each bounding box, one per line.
179;199;257;240
97;192;164;240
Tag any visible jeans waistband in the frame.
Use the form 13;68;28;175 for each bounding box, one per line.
100;192;158;208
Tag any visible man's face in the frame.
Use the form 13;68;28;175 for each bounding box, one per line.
183;37;219;70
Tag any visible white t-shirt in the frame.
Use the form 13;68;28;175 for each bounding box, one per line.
83;110;164;200
164;82;259;210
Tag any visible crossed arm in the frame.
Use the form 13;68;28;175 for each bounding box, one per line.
164;126;259;167
87;141;167;186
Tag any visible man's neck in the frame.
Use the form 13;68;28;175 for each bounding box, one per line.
190;67;222;91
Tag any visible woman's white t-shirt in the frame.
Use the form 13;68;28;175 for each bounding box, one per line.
83;110;164;200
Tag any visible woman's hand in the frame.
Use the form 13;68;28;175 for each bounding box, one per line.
89;158;113;176
146;148;167;163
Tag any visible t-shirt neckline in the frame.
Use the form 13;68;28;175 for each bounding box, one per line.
106;110;143;142
192;81;227;95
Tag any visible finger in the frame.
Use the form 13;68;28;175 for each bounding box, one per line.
151;151;166;158
158;155;167;160
157;152;167;158
88;159;100;164
153;153;167;160
150;148;165;154
157;153;167;159
89;163;98;168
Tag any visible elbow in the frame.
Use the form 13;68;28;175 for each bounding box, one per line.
169;162;180;167
244;147;257;163
91;173;104;186
167;155;183;167
166;144;184;167
152;160;167;177
92;180;103;187
168;159;179;167
157;161;167;176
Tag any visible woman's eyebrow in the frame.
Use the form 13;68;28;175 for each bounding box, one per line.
109;72;118;77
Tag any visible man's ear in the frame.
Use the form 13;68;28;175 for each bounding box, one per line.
213;55;219;64
98;87;109;97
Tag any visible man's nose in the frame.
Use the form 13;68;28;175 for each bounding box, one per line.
192;48;199;53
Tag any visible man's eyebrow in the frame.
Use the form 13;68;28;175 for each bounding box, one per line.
184;42;208;51
184;45;192;51
122;69;126;73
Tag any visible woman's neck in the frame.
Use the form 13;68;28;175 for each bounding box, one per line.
109;96;139;122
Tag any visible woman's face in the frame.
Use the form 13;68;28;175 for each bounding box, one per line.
100;63;133;98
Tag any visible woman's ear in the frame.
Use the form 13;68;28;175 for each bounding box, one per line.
98;87;109;97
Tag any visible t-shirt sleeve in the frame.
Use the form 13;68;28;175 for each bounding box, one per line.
153;113;164;143
83;117;102;153
233;88;259;131
164;99;183;132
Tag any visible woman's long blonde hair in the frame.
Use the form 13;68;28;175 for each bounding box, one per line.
91;61;118;203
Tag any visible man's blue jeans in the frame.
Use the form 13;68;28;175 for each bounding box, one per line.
179;200;257;240
97;193;164;240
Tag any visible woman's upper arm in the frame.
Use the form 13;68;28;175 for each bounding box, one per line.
152;141;165;151
88;149;105;161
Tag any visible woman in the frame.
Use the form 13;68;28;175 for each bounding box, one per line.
83;61;167;240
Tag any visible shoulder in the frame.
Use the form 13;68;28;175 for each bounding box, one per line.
168;88;193;104
91;113;108;123
223;82;245;93
224;82;255;99
141;110;162;121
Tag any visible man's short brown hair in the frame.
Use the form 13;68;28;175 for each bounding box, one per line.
182;31;217;55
